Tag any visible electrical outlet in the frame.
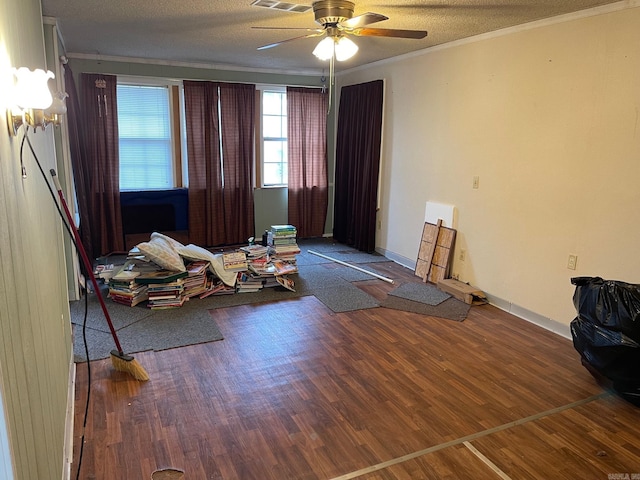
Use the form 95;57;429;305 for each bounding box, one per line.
377;220;381;230
567;254;578;270
459;249;466;261
473;176;480;189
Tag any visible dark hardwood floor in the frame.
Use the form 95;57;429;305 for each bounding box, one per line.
72;262;640;479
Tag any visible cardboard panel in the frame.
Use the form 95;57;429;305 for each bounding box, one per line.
415;221;456;284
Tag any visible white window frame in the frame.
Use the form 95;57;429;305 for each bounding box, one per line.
116;76;186;191
257;85;288;188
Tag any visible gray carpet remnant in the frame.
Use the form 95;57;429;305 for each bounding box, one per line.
388;282;451;306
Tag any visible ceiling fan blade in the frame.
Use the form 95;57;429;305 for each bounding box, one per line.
351;27;427;39
341;12;388;29
257;31;325;50
252;26;324;32
372;3;528;10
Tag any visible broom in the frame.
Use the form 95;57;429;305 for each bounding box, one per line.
50;169;149;381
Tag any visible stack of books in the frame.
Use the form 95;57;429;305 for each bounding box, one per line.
108;269;148;307
240;244;268;260
182;261;210;299
241;244;271;278
272;259;298;275
269;225;300;272
270;225;298;244
235;272;264;293
125;248;164;274
222;251;248;272
199;278;235;299
137;270;189;309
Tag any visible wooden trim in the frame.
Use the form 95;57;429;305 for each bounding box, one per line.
255;89;262;188
171;85;183;187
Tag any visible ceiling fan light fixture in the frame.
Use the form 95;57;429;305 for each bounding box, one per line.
335;36;358;61
313;35;358;61
312;36;335;61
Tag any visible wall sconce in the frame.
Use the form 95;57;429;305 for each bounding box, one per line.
6;67;68;136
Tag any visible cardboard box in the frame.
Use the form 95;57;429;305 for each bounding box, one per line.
437;278;487;305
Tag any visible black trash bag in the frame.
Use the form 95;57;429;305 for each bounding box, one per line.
570;277;640;407
571;276;640;343
613;381;640;406
570;316;640;383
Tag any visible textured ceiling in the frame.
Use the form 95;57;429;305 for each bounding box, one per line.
42;0;621;75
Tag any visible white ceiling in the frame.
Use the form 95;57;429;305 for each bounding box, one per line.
42;0;621;75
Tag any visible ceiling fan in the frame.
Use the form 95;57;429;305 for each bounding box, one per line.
252;0;428;61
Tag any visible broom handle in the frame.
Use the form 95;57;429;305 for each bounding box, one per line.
50;170;124;354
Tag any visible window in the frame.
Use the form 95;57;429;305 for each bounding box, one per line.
117;83;184;191
261;89;287;186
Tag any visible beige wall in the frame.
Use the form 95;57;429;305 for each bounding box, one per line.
337;4;640;331
0;0;73;478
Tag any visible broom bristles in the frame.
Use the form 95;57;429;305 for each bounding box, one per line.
110;350;150;382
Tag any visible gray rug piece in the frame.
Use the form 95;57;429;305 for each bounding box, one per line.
332;265;381;282
294;264;340;288
119;307;223;353
297;239;391;266
388;282;451;306
301;250;391;264
312;282;380;313
70;290;154;332
329;252;391;264
294;252;332;266
73;304;223;362
73;326;117;363
195;286;303;309
297;238;350;253
380;295;470;322
294;263;381;288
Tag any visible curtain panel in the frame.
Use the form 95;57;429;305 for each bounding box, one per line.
333;80;384;253
184;81;256;247
64;64;94;259
286;87;329;239
184;80;224;247
219;82;256;245
80;73;124;256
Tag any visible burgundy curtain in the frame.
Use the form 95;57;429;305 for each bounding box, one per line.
80;73;124;256
63;64;94;259
184;80;224;247
219;82;256;245
184;81;255;247
333;80;384;253
286;87;329;239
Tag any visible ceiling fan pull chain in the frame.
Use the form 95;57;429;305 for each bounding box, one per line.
327;53;334;115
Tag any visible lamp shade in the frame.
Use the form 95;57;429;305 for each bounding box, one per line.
312;37;335;61
13;67;54;110
335;37;358;61
46;91;69;115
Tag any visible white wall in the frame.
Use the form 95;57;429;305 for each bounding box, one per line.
338;3;640;328
0;0;74;477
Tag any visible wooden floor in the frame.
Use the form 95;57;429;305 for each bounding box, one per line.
72;262;640;479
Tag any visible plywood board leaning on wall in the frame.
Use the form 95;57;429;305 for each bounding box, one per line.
415;220;456;284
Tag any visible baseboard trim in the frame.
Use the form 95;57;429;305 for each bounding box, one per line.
378;247;571;340
486;294;572;339
376;247;416;270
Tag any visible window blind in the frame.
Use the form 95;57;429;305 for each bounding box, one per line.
117;84;173;191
